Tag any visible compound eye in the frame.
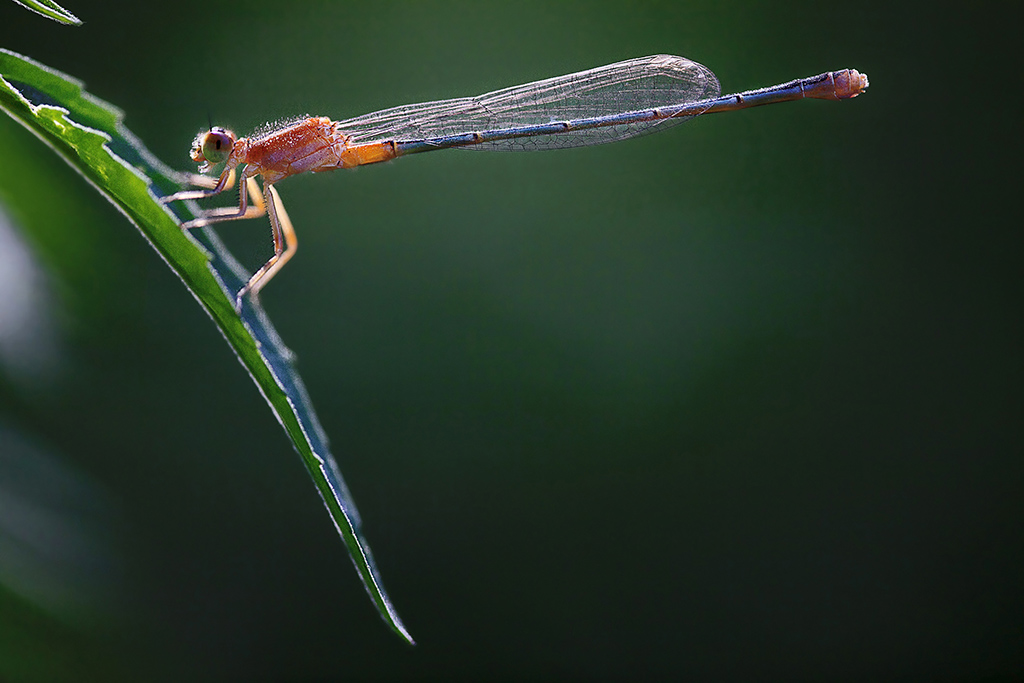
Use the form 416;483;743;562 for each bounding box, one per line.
188;127;236;173
199;127;234;164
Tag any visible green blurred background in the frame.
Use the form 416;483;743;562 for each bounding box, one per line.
0;1;1020;680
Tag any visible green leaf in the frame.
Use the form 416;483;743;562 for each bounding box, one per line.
0;48;414;644
9;0;82;25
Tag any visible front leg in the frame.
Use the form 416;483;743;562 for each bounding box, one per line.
178;172;267;230
162;165;235;204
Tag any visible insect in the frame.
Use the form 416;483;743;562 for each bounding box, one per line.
164;55;868;310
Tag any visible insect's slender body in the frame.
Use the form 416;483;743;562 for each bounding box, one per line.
164;56;868;310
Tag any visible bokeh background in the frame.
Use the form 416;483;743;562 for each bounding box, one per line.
0;1;1020;681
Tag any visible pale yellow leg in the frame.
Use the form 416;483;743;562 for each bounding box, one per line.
165;171;293;312
179;173;266;230
233;183;297;311
162;168;237;203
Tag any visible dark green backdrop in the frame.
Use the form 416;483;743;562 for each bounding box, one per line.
0;1;1020;681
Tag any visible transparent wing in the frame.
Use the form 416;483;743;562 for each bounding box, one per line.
336;55;720;151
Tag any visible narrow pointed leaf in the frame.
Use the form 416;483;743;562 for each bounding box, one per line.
0;48;413;643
